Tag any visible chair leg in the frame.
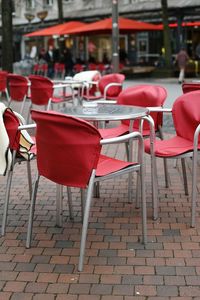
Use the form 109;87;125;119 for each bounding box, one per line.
1;151;16;236
93;182;100;198
158;126;170;188
56;184;63;227
140;164;147;245
1;169;14;236
135;170;140;208
26;172;40;248
67;187;74;220
81;189;85;223
191;151;198;227
78;170;96;272
181;158;189;196
5;88;9;103
26;161;32;199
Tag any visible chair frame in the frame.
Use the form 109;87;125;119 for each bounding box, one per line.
1;123;36;236
146;106;200;226
25;113;147;272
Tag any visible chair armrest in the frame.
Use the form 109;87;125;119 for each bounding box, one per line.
100;130;143;145
18;123;36;131
103;82;122;99
147;107;172;113
92;99;117;104
193;123;200;150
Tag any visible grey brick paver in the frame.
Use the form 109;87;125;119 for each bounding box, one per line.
0;105;200;299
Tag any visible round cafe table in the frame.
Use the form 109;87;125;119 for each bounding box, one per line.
59;103;148;122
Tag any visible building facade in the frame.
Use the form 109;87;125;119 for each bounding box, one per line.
1;0;200;67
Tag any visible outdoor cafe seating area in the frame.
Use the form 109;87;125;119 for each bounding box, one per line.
0;69;200;297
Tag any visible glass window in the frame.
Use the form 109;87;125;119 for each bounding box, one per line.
26;0;35;9
43;0;53;6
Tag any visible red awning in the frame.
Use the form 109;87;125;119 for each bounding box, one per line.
157;21;200;29
24;21;85;37
65;17;159;35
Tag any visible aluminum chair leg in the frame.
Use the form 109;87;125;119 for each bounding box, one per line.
19;97;26;116
5;88;9;103
135;171;140;208
1;169;14;236
26;161;32;199
181;158;189;196
158;126;170;188
78;170;96;272
191;150;198;227
67;187;74;220
93;182;100;198
56;184;63;227
140;164;147;245
26;172;40;248
1;151;16;236
80;189;85;222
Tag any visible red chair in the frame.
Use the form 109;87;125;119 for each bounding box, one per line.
26;110;147;272
7;74;29;115
99;84;168;207
73;70;101;100
73;63;84;73
98;63;106;75
100;84;167;138
145;90;200;226
39;64;48;77
83;73;125;101
54;63;65;78
28;75;65;121
88;63;97;71
0;71;9;102
182;82;200;94
33;64;40;75
1;104;36;236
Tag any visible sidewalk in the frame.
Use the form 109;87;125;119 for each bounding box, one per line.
0;77;200;299
0;133;200;299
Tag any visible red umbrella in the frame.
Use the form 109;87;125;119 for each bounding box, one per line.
65;17;159;35
24;21;85;37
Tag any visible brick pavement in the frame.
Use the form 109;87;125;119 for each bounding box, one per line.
0;128;200;299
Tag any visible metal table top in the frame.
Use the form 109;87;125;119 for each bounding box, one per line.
60;103;148;121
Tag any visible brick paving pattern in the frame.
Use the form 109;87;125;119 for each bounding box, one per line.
0;136;200;299
0;82;200;299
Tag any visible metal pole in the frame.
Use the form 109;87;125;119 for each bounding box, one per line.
112;0;119;73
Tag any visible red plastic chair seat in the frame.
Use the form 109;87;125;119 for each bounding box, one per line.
96;154;134;177
145;135;199;157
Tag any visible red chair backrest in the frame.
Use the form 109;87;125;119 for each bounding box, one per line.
7;74;29;102
31;110;102;188
173;90;200;142
3;108;20;151
98;63;106;73
28;75;53;106
74;64;84;73
88;63;97;71
33;64;39;73
58;63;65;72
54;63;60;72
0;71;8;92
99;73;125;97
182;82;200;94
118;85;167;131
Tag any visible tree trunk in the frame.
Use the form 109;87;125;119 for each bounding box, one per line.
1;0;13;72
161;0;173;74
57;0;64;24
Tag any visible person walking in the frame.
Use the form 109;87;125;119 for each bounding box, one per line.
176;47;189;84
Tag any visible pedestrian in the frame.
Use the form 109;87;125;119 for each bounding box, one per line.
45;44;57;78
62;47;74;76
176;47;189;84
